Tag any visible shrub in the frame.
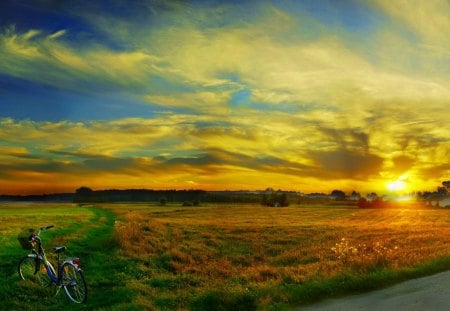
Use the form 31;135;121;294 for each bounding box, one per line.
159;197;167;206
261;192;289;207
357;198;369;208
331;238;399;271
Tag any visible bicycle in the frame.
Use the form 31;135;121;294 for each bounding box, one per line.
17;225;88;304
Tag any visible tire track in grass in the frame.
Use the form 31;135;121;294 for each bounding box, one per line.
0;206;97;310
1;205;139;310
51;206;141;311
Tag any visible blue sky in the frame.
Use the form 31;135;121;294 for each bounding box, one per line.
0;0;449;194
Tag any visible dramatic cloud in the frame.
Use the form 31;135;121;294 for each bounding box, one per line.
0;0;448;194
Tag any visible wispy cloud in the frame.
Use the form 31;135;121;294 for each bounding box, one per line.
0;0;448;194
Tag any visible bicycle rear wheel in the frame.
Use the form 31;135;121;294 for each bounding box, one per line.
18;255;50;286
62;262;87;303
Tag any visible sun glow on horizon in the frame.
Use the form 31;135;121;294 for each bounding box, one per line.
0;1;449;195
387;180;406;192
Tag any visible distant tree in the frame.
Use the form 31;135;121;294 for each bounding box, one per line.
367;192;378;201
159;197;167;206
330;190;346;200
279;192;289;207
442;181;450;190
261;194;268;206
73;187;94;203
76;187;93;195
349;191;361;200
437;187;447;195
261;191;289;207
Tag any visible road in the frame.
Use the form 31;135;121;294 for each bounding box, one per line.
298;271;450;311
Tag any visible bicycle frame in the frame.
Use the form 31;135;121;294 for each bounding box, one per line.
31;247;59;284
19;225;87;304
29;227;82;287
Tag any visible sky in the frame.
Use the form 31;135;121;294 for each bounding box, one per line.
0;0;449;195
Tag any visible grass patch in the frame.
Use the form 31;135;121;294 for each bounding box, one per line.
0;203;140;310
109;203;450;309
3;202;450;309
268;255;450;308
272;256;320;267
149;275;202;290
191;290;258;311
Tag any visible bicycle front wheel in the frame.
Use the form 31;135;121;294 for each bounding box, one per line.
62;262;87;303
18;255;49;286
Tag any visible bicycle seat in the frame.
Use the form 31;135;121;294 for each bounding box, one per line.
53;246;66;254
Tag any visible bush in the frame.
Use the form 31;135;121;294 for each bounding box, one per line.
159;197;167;206
357;198;369;208
261;192;289;207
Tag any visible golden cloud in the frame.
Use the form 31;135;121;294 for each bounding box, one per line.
0;2;448;194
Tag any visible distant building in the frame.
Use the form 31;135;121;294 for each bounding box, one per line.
438;197;450;207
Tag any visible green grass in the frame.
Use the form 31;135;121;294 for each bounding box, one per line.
267;256;450;309
0;203;139;310
2;202;450;310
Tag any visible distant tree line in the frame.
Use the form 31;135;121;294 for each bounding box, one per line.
0;193;74;202
203;192;262;204
74;187;297;205
3;180;448;206
0;187;294;205
417;180;449;200
73;187;207;203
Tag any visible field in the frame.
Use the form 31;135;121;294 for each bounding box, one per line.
2;202;450;310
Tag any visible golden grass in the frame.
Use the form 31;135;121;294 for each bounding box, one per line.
3;202;449;309
109;203;450;308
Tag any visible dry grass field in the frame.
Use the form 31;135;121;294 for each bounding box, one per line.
110;203;450;309
2;202;450;310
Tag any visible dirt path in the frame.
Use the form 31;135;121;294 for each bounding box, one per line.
298;271;450;311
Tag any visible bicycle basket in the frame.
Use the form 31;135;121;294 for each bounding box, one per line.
18;228;35;249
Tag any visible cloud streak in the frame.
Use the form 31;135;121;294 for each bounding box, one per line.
0;0;449;194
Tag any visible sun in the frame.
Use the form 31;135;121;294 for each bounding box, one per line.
387;180;406;192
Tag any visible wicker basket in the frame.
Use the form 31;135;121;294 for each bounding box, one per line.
18;228;35;249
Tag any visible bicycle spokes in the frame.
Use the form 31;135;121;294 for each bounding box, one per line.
62;263;87;303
